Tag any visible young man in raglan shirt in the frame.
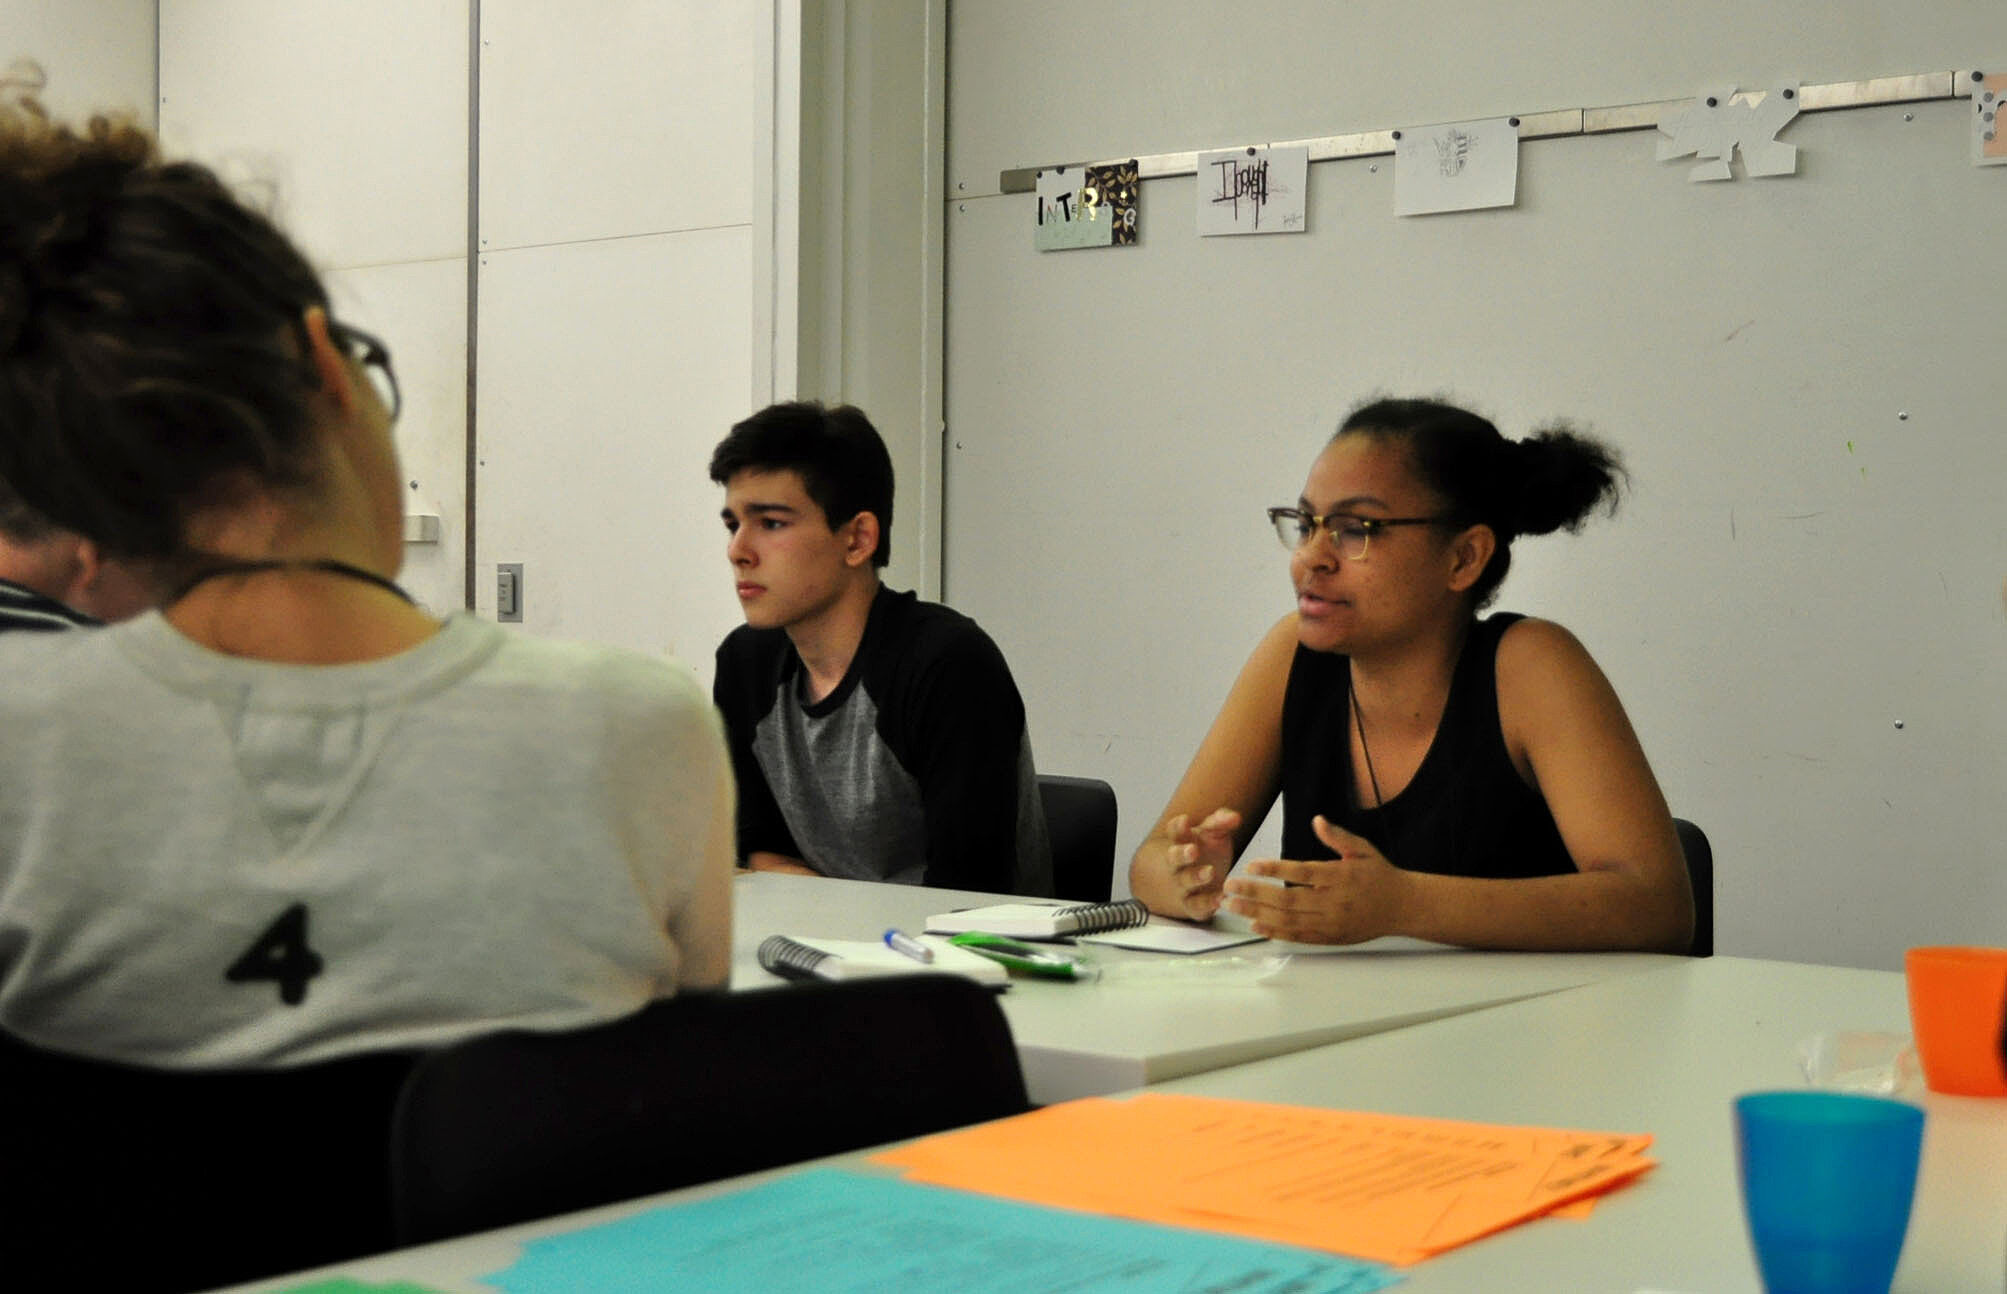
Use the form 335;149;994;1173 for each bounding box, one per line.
710;401;1052;895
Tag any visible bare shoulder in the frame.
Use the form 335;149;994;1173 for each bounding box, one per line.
1212;612;1301;734
1225;612;1303;711
1143;611;1301;847
1495;616;1603;689
1251;612;1302;669
1494;616;1633;756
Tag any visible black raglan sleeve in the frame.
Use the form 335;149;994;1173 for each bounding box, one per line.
890;619;1039;893
712;630;802;862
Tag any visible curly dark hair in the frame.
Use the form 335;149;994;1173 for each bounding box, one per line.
1335;397;1626;608
0;79;332;564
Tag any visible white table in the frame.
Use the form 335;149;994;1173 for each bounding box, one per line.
1157;956;2007;1292
227;955;2004;1293
733;871;1681;1102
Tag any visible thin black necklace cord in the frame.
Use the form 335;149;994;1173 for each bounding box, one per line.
1348;670;1411;872
171;558;416;607
1350;673;1387;811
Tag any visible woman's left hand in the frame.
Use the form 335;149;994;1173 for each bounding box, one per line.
1222;815;1415;944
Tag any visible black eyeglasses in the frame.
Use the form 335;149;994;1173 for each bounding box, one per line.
1266;507;1449;561
326;319;401;422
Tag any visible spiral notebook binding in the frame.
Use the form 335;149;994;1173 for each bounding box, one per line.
1059;898;1151;935
757;934;833;981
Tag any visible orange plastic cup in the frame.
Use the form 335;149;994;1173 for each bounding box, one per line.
1904;946;2007;1097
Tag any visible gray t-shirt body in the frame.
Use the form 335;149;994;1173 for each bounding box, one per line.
715;586;1051;895
0;611;734;1067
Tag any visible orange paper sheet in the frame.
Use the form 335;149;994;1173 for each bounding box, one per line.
873;1091;1653;1266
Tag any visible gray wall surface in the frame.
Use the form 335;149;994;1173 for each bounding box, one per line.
942;0;2006;969
2;0;154;126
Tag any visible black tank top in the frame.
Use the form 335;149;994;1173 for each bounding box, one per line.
1278;612;1574;878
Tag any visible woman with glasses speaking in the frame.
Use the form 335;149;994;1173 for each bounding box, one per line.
0;91;734;1065
1129;398;1693;952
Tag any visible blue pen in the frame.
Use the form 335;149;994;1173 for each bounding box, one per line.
883;928;935;964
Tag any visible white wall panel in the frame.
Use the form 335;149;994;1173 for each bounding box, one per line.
324;259;469;616
474;228;751;674
0;0;156;127
158;0;468;270
478;0;756;252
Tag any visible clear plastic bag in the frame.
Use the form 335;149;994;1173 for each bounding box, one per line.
1088;953;1293;986
1796;1031;1924;1096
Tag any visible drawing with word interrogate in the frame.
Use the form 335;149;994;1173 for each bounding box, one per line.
1033;160;1140;252
1656;85;1801;181
1196;146;1308;236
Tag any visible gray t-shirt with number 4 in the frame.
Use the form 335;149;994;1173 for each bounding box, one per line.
0;611;734;1067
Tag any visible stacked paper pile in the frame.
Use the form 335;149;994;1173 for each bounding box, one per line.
875;1090;1654;1266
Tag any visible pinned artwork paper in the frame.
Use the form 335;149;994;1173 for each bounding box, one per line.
1196;146;1309;235
1393;117;1519;216
1656;86;1800;181
1970;70;2007;166
1084;160;1140;244
1034;166;1108;250
1034;160;1139;251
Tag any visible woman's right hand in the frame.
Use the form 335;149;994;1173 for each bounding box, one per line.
1143;807;1242;919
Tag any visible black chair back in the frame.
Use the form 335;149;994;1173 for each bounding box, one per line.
391;976;1031;1247
0;1030;415;1292
1039;774;1118;903
1673;817;1714;957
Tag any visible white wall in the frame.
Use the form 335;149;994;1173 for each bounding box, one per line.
148;1;791;677
157;0;470;616
792;0;947;597
1;0;155;127
943;0;2007;970
467;0;945;665
13;4;942;685
470;0;759;669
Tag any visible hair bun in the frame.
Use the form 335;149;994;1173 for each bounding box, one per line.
1507;425;1625;536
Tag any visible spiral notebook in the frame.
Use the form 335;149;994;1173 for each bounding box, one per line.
924;900;1264;954
923;899;1152;939
757;934;1010;986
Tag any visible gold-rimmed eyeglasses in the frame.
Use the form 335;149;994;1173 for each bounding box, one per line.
1266;507;1449;561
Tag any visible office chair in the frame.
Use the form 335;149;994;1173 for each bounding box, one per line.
0;1029;417;1292
391;975;1032;1246
1038;774;1118;903
1673;817;1714;958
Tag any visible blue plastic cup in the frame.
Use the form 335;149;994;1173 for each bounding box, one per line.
1734;1091;1925;1294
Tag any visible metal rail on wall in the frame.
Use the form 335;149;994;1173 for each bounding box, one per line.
996;70;1977;193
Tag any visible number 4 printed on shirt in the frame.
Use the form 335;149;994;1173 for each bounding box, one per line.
226;903;324;1006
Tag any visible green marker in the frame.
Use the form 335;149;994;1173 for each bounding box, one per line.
948;932;1101;981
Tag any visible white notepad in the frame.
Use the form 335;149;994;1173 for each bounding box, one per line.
757;934;1009;986
925;901;1264;954
1074;919;1266;955
923;900;1149;939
